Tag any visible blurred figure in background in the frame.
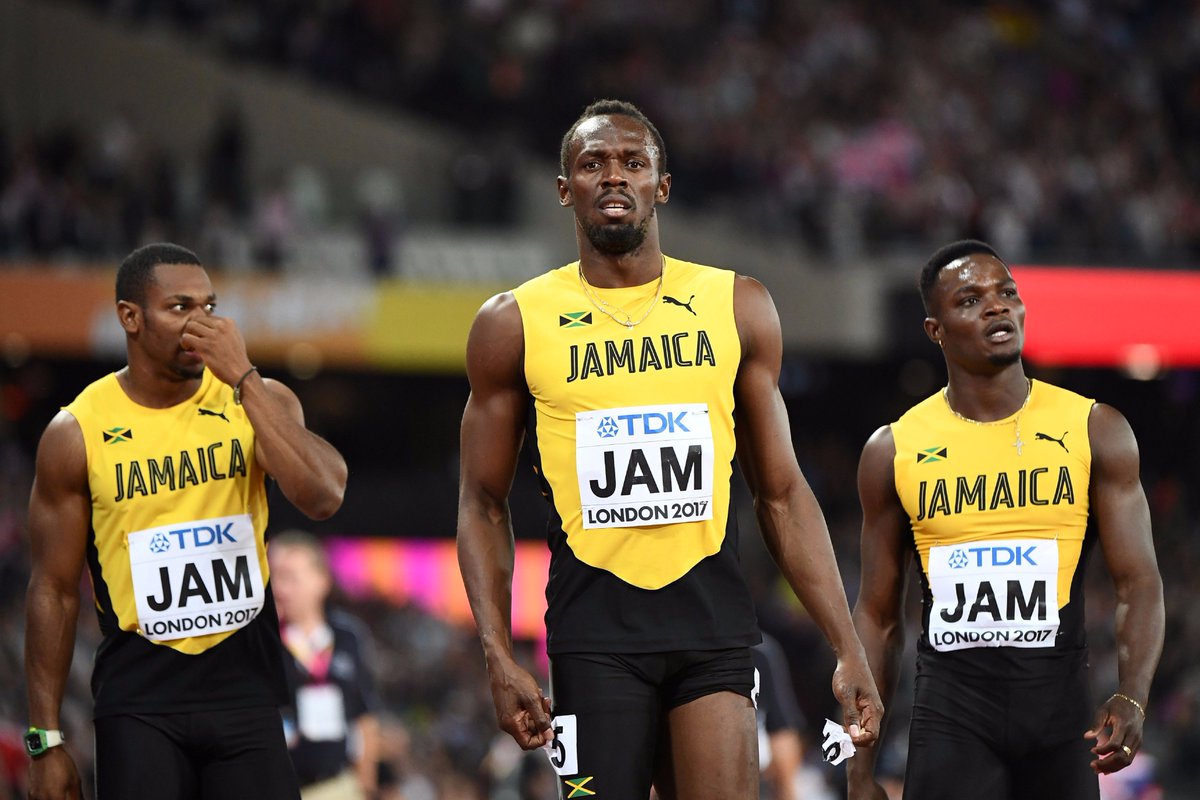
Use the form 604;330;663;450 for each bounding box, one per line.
271;531;381;800
752;633;809;800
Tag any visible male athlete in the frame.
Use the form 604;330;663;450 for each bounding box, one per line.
457;99;882;799
25;243;348;800
848;240;1165;799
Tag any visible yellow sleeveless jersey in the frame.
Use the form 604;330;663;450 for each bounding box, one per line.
65;369;270;656
891;380;1094;657
512;257;740;591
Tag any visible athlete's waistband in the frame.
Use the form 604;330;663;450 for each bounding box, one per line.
547;630;761;656
915;643;1089;683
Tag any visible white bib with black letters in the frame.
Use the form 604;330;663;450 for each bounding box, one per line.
128;513;265;642
927;538;1059;652
575;403;714;529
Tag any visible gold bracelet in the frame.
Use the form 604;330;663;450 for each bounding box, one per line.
1111;692;1146;717
233;366;259;405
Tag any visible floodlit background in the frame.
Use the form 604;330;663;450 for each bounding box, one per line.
1;1;1198;797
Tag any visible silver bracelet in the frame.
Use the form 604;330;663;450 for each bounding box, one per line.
233;366;259;405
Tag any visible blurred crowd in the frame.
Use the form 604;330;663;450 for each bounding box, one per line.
59;0;1200;266
0;107;410;274
2;359;1199;798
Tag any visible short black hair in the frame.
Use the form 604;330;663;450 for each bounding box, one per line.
559;99;667;177
116;243;202;306
919;239;1004;314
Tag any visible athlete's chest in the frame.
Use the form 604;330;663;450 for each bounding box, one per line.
88;402;256;509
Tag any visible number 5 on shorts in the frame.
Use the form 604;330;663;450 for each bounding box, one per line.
545;714;578;776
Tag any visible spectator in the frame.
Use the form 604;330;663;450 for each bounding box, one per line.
271;531;382;800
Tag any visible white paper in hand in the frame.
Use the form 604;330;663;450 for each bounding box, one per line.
822;718;857;766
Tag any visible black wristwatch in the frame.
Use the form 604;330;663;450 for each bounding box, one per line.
24;727;65;758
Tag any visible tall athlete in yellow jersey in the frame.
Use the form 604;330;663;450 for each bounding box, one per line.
849;241;1165;800
457;99;882;799
25;243;348;800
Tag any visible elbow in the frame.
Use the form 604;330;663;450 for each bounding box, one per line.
298;476;347;521
26;572;81;612
306;487;345;521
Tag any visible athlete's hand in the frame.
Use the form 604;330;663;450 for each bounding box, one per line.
1085;694;1144;774
488;658;554;751
28;747;83;800
180;316;253;388
832;656;883;746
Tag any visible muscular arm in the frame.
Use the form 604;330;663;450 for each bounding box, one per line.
456;293;552;749
847;427;912;796
1084;403;1164;773
239;376;347;520
25;411;90;799
181;315;347;520
732;276;882;744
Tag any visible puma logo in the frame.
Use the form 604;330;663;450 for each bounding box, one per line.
663;294;696;315
198;405;230;423
1035;431;1069;453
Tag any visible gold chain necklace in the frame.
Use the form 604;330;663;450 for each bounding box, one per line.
577;258;665;328
942;378;1033;456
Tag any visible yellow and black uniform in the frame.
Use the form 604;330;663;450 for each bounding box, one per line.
890;380;1099;800
512;257;758;798
67;370;297;800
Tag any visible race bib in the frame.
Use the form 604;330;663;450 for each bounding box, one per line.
575;403;714;529
128;514;265;641
297;684;347;742
544;714;578;776
927;538;1059;652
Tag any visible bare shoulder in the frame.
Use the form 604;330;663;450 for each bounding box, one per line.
732;274;773;314
732;275;780;357
467;292;525;386
859;425;897;477
863;424;896;457
261;376;300;405
1088;402;1139;467
471;291;523;340
1088;401;1135;437
35;410;87;489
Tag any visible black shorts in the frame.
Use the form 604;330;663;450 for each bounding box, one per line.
904;668;1099;800
546;648;754;799
95;706;300;800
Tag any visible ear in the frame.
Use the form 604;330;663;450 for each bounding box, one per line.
655;172;672;204
923;317;944;348
117;300;142;335
557;175;573;208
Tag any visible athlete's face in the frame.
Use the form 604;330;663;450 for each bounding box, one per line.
120;263;216;380
269;545;330;624
557;114;671;255
925;254;1026;370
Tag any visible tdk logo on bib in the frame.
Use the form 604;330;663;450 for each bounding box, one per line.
952;544;1039;568
154;522;238;550
596;411;690;438
149;532;172;554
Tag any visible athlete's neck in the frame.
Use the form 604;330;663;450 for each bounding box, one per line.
116;362;204;409
943;364;1030;422
576;229;664;288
